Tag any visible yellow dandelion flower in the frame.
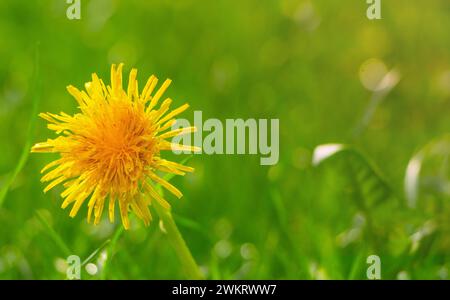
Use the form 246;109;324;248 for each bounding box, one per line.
31;64;200;229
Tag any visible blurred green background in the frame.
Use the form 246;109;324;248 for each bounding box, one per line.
0;0;449;279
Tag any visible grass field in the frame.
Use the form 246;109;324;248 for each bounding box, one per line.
0;0;449;279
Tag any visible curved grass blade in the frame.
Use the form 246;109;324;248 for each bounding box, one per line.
352;69;401;138
35;210;71;257
100;226;124;279
172;212;210;240
81;238;111;268
313;143;394;209
0;43;41;207
404;134;450;208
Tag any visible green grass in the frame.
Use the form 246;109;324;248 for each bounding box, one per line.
0;43;40;208
0;0;449;279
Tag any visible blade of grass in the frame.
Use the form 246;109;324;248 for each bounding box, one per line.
348;248;367;279
270;189;310;278
0;43;41;207
81;238;111;267
100;226;124;279
35;211;71;257
172;212;211;240
352;69;400;138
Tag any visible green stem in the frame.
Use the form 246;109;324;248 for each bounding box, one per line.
100;226;124;279
153;200;203;279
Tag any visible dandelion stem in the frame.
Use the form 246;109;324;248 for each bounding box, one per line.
153;200;203;279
